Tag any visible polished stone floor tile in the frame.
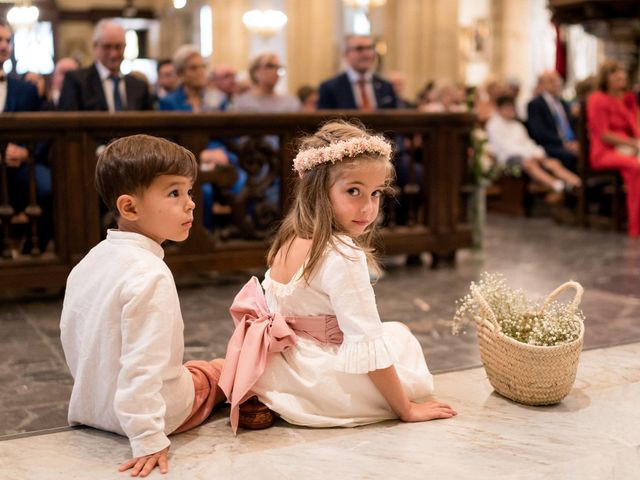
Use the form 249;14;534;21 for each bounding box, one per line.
0;214;638;437
1;342;638;480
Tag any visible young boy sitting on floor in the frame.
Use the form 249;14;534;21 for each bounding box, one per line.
60;134;225;477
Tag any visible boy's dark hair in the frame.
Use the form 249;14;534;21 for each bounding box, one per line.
95;134;197;216
157;59;172;72
297;85;316;103
495;95;515;108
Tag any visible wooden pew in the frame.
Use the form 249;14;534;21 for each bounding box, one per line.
575;105;626;231
0;111;475;290
487;175;549;217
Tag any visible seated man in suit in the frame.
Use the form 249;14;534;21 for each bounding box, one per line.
58;19;152;112
318;34;419;247
527;71;578;172
0;18;51;253
317;34;398;110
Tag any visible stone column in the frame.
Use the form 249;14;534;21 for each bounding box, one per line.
209;0;250;72
285;0;338;94
383;0;460;100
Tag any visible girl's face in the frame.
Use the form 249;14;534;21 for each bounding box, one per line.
328;159;388;238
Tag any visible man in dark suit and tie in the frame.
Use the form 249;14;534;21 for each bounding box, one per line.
318;34;422;260
317;34;398;110
527;71;578;172
0;18;52;253
58;19;152;112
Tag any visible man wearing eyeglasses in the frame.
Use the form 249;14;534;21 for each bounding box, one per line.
317;34;398;111
58;19;152;112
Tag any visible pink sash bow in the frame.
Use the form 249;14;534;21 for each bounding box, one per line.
218;276;343;433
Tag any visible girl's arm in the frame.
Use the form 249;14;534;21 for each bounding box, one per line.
368;366;457;422
320;244;456;422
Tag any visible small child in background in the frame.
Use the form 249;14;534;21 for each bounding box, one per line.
220;121;456;432
486;95;581;201
60;135;225;477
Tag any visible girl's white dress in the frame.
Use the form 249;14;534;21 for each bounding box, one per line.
252;236;434;427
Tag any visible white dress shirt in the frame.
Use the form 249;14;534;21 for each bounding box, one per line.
486;113;546;165
346;67;377;110
95;61;128;112
0;71;7;112
60;230;194;458
542;91;570;137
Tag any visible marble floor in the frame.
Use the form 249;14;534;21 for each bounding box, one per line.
1;342;638;479
1;214;640;442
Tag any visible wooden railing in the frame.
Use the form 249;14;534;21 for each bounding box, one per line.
0;111;475;290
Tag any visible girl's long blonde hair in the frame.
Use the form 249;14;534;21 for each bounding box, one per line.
267;120;395;282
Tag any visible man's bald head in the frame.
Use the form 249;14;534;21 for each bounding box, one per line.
211;64;237;95
538;71;562;97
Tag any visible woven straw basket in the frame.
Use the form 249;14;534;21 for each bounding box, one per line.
472;281;585;406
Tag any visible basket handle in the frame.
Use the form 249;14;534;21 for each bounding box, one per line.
540;281;584;314
471;285;501;332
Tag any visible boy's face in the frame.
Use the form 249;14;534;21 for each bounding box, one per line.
498;103;516;120
121;174;195;244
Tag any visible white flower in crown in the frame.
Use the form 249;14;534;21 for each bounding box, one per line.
293;136;392;174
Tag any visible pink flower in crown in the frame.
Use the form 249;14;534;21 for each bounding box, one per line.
293;136;392;174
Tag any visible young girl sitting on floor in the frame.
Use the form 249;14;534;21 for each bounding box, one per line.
219;121;456;432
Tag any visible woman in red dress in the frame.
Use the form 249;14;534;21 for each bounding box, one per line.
587;59;640;237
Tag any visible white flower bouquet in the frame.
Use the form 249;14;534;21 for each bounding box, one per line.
470;128;520;186
453;273;585;405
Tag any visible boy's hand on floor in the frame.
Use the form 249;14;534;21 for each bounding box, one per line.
118;446;170;477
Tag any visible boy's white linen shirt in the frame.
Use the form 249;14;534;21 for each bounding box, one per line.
60;230;194;458
486;113;546;165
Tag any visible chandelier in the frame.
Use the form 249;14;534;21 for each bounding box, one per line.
343;0;386;9
242;9;288;37
7;0;39;30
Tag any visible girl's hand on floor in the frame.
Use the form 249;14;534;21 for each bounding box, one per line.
400;400;457;422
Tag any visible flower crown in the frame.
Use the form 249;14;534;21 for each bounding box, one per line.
292;136;392;174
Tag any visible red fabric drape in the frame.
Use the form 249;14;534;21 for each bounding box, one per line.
555;23;567;79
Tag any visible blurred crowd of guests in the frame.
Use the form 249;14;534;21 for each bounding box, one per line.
3;16;640;243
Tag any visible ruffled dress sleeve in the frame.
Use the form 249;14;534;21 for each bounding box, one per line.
318;238;397;374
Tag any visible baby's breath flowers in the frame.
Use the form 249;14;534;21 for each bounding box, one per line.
453;273;583;347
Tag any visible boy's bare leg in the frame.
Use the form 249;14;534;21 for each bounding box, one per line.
521;157;558;190
540;158;581;188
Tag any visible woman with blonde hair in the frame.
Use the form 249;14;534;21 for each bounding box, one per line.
233;52;300;112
